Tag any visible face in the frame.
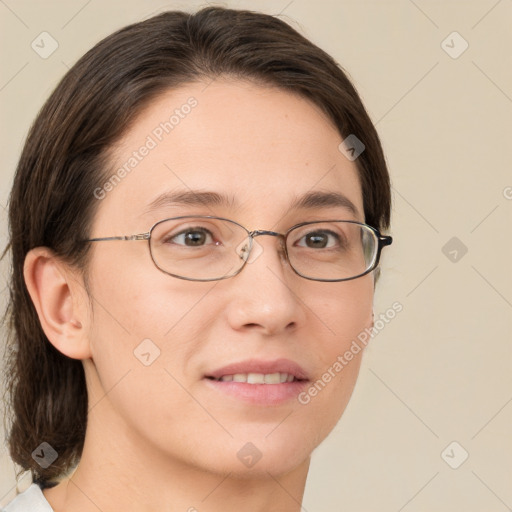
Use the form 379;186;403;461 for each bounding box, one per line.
84;78;374;477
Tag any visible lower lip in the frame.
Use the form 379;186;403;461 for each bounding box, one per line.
203;378;309;405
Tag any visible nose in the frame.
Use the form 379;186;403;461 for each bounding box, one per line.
225;231;305;336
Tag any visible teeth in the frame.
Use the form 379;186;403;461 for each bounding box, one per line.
264;373;281;384
218;372;296;384
248;373;265;384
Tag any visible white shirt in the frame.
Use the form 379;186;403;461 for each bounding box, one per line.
1;484;54;511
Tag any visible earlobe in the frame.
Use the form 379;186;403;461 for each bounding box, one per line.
23;247;91;360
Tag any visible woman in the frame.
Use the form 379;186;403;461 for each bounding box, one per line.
1;6;392;511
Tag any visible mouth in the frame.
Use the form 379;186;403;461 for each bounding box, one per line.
203;359;310;405
205;372;305;384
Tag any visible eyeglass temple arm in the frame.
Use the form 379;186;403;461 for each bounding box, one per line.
86;233;150;242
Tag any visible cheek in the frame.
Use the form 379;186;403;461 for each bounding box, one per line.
84;284;203;450
84;257;208;421
86;244;182;344
315;275;374;346
298;277;373;430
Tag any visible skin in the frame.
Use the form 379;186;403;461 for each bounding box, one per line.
24;78;375;512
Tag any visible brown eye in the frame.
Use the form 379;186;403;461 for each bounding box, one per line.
166;228;214;247
295;229;342;249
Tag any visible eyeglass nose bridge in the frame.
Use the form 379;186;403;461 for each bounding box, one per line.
242;229;288;262
248;229;284;239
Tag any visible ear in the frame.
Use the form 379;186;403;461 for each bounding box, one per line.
23;247;92;360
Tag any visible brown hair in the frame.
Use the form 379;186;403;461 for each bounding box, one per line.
1;6;391;488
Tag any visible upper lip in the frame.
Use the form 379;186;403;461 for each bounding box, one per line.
205;358;310;381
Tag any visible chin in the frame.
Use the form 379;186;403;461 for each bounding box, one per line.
198;427;317;478
210;450;311;480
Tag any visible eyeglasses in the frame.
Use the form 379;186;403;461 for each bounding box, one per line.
84;215;392;282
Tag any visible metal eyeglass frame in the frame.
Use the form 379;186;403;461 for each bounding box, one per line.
84;215;393;282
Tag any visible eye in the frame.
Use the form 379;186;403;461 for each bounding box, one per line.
295;229;341;249
166;227;216;247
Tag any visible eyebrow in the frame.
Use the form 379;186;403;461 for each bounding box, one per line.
143;189;360;218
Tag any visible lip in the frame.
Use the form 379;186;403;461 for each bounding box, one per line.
203;358;310;406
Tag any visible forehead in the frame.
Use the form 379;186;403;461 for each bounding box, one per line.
97;79;364;230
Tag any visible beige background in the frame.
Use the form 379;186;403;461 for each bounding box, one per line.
1;1;511;510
